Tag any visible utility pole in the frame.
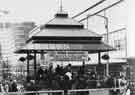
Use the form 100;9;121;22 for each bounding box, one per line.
104;11;109;76
86;11;109;76
86;15;89;29
96;12;109;76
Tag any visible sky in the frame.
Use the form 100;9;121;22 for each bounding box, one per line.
0;0;100;24
127;0;135;58
0;0;125;24
0;0;134;57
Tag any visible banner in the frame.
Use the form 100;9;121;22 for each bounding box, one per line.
48;51;88;61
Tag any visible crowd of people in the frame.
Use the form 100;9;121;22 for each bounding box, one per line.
25;63;128;91
0;79;18;93
0;63;129;95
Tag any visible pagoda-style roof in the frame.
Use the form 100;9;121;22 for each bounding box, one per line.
46;12;83;27
15;11;115;54
28;28;101;43
28;11;101;42
15;42;114;54
31;28;100;37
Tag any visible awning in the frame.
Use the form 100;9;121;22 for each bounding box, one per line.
15;42;115;54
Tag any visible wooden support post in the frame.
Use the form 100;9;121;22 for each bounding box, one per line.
27;51;30;82
34;50;37;82
98;52;101;64
40;50;45;66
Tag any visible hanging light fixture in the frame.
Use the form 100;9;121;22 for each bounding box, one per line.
26;55;34;60
88;57;91;61
19;57;26;62
101;54;110;60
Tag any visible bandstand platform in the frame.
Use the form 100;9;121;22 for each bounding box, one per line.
14;11;127;95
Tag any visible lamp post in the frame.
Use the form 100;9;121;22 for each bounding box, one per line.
87;12;109;76
96;14;109;76
95;14;109;44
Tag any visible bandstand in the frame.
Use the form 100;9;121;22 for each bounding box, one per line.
15;11;114;82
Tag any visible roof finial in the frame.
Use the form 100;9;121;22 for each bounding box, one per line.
60;0;63;12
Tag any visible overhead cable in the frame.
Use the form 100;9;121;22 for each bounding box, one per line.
79;0;124;22
72;0;106;18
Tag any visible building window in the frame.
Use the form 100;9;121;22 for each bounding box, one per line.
114;39;124;50
16;35;25;38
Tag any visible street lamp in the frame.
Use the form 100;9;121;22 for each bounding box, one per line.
96;14;109;76
95;14;109;44
87;12;109;76
87;14;109;43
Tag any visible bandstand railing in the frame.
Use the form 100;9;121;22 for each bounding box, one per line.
68;88;126;95
0;90;64;95
0;88;126;95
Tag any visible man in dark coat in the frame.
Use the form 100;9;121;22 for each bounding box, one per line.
10;80;18;92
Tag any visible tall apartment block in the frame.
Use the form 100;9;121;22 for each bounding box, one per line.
0;22;36;66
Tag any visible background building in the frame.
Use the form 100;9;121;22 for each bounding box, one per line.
0;43;3;80
0;22;36;67
75;1;127;64
102;28;127;60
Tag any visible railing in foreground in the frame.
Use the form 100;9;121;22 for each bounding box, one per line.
0;90;64;95
0;88;126;95
68;88;126;95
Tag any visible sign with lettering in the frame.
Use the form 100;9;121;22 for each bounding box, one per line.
48;51;88;61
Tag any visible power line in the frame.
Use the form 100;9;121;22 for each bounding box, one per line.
102;28;126;35
72;0;106;18
79;0;124;22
